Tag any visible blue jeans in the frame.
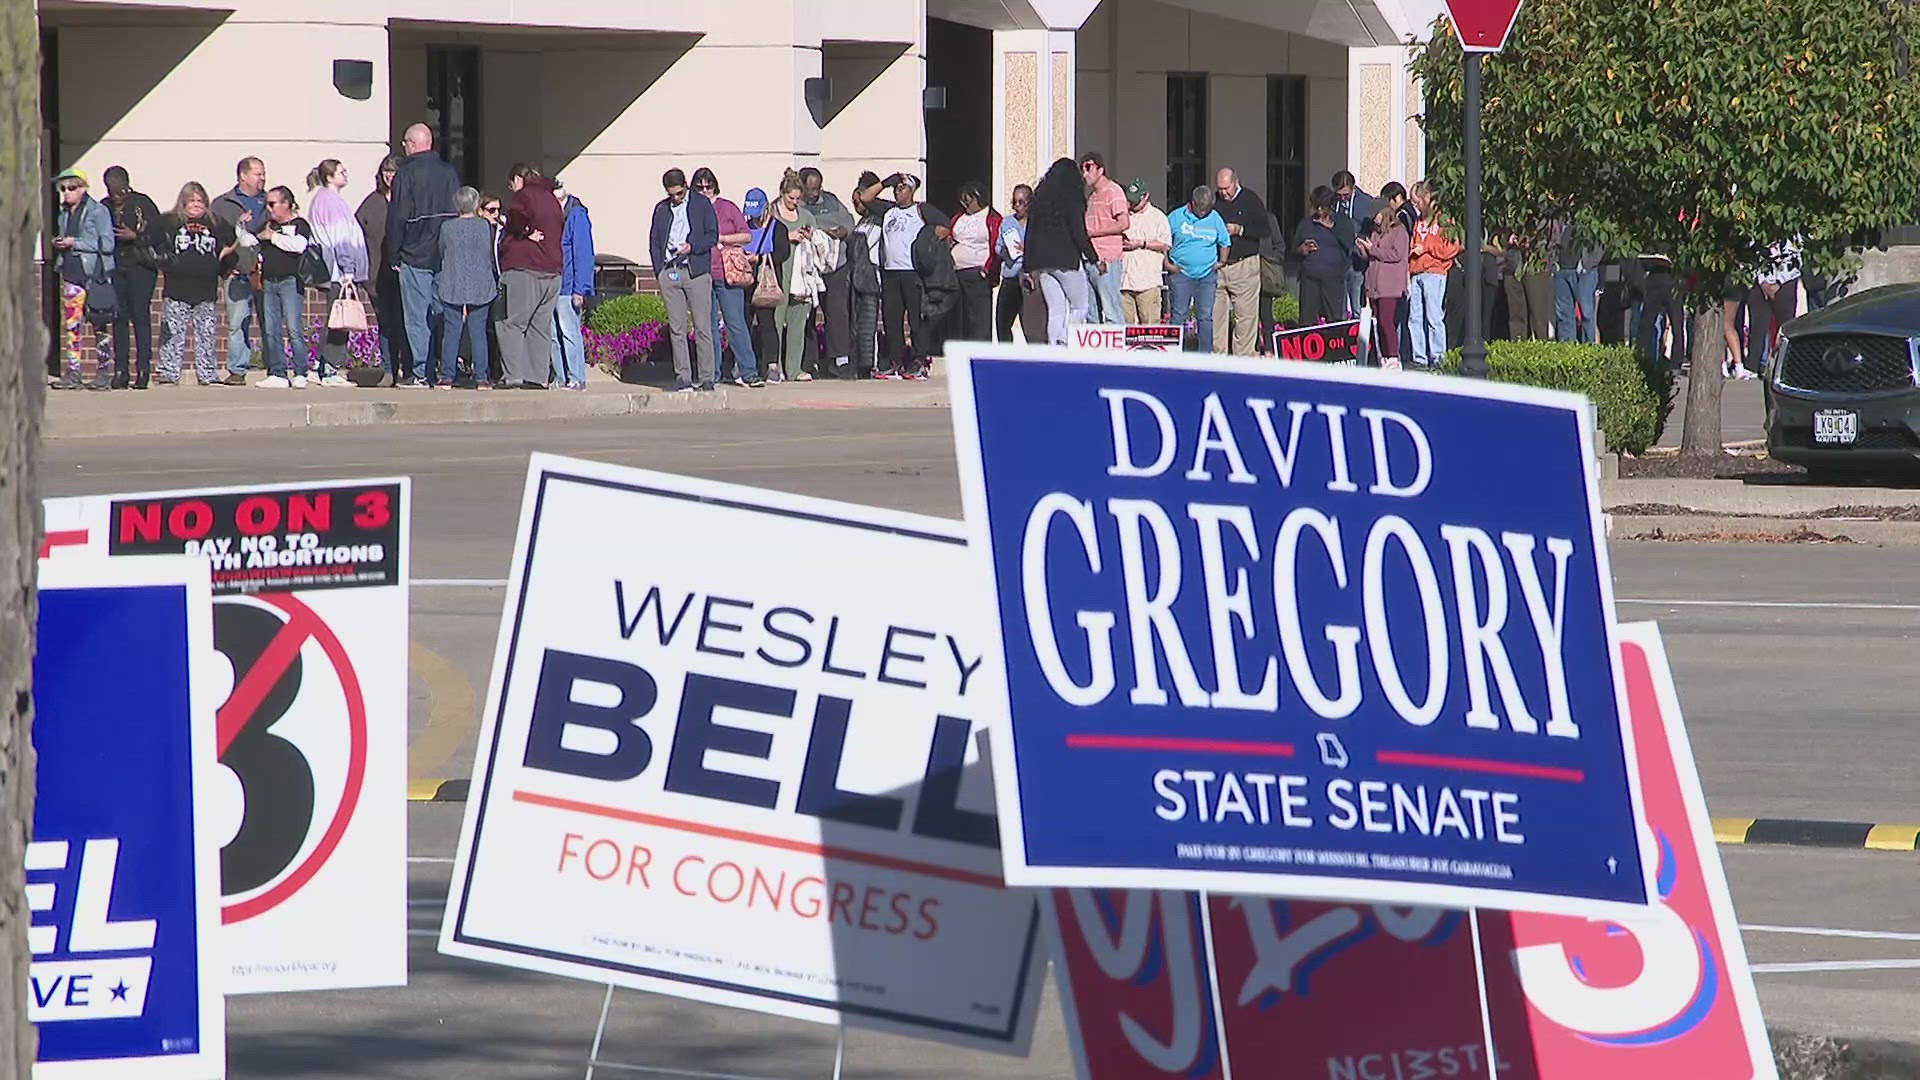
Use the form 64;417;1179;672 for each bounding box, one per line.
400;264;443;379
1407;272;1447;367
1038;267;1092;344
1344;267;1365;319
711;280;759;381
551;296;584;386
1554;268;1600;344
1087;259;1125;325
260;276;308;378
1167;271;1218;353
440;301;488;386
223;274;256;374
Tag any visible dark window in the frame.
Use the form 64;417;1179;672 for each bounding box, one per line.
1267;76;1308;234
1167;73;1208;208
425;46;481;187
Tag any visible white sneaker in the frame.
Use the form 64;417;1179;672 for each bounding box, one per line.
292;376;309;389
320;375;351;388
257;375;290;389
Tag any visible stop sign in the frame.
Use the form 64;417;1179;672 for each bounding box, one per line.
1443;0;1525;52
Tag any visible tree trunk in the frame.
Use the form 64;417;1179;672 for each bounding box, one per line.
1678;306;1726;457
0;0;45;1073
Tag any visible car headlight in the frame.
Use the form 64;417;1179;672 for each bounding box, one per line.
1769;332;1789;386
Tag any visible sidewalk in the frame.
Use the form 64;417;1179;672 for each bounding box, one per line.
45;372;950;439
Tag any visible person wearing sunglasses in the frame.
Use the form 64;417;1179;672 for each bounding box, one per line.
51;168;118;390
696;167;762;387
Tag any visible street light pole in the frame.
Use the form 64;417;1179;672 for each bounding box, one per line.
1460;49;1488;379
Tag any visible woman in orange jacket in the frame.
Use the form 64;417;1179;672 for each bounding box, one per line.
1406;181;1463;368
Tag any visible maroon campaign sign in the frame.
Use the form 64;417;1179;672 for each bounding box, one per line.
1444;0;1526;52
1273;320;1360;363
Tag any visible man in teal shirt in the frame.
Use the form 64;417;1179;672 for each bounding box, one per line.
1165;185;1231;353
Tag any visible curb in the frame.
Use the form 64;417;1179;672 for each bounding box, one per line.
1714;817;1920;852
48;383;950;439
1609;514;1920;546
406;778;470;803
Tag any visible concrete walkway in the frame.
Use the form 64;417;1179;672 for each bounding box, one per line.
46;372;949;439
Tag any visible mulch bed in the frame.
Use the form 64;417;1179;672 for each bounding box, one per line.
1618;451;1804;480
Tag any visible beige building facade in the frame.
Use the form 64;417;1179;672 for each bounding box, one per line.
39;0;1435;270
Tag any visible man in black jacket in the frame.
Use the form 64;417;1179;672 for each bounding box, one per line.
104;166;161;388
1210;167;1269;355
386;123;461;386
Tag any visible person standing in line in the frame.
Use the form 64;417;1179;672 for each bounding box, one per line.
1210;167;1271;355
51;168;117;390
1023;158;1098;345
848;174;886;376
507;163;540;194
648;167;719;392
358;153;407;383
497;173;565;390
252;186;314;389
994;183;1040;342
873;172;949;378
948;181;1001;343
387;123;462;386
210;156;267;384
1331;170;1377;318
437;187;500;392
698;168;762;387
1744;241;1800;377
1165;185;1231;353
307;159;367;388
770;173;821;383
155;182;235;386
1356;188;1411;369
1294;186;1355;325
744;187;787;382
1406;181;1462;368
1079;152;1130;324
799;167;856;378
551;177;594;391
103;166;160;389
1549;208;1605;344
1118;178;1171;326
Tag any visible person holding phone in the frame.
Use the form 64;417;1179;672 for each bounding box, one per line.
1294;186;1356;327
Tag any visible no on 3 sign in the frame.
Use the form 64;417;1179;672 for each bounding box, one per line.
210;592;368;924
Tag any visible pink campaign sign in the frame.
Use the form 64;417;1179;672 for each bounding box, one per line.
1049;624;1774;1079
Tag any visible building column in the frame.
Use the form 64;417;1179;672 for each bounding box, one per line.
1346;44;1421;193
992;28;1076;205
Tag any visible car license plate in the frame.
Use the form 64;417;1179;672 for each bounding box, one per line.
1813;410;1859;445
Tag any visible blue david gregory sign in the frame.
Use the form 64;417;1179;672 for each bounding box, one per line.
32;557;224;1079
948;346;1653;918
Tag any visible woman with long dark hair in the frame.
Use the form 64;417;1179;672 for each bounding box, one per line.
1020;158;1097;344
357;152;406;383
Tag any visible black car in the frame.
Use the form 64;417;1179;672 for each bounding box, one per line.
1765;283;1920;475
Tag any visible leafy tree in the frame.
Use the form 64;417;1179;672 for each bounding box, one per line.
1412;0;1920;455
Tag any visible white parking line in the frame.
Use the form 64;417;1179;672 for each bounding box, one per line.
408;856;455;864
1618;598;1920;612
1752;959;1920;974
1742;924;1920;942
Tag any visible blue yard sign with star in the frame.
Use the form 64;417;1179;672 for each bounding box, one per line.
32;557;225;1079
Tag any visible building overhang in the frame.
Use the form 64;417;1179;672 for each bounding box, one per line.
932;0;1409;44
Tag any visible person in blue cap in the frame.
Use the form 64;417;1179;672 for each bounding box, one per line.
741;185;785;381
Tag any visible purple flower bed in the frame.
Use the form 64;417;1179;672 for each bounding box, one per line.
304;318;384;369
586;319;831;377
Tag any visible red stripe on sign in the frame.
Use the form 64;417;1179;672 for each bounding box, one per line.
510;790;1007;890
1066;734;1298;758
38;530;89;558
215;604;325;755
1374;750;1586;784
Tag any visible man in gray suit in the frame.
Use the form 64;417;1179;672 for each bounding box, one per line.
1332;170;1377;318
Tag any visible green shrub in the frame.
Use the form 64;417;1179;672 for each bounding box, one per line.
1440;340;1669;455
588;293;669;336
1270;293;1301;326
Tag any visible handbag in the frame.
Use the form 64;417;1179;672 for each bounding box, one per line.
83;264;119;324
328;282;369;331
297;244;330;290
722;245;755;287
751;259;783;308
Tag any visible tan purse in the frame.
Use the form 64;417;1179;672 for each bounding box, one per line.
328;282;369;331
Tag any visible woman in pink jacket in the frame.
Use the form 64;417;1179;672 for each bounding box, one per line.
1356;181;1410;369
